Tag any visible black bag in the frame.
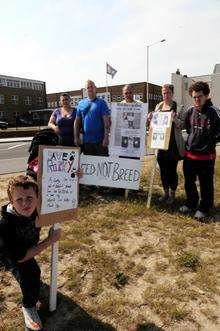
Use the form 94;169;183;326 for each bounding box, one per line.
26;128;61;179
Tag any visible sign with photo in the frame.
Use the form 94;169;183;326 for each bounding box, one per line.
148;112;172;150
109;102;147;157
79;155;141;190
36;146;80;227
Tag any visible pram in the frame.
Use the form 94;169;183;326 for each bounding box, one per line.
26;128;61;180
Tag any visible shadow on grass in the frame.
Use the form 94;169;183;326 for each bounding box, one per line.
39;283;116;331
78;185;220;222
136;323;165;331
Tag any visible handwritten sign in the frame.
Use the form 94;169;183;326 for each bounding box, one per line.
37;146;80;227
79;155;141;190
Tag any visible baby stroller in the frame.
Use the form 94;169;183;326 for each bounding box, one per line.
26;128;61;180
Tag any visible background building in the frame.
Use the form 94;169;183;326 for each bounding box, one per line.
0;74;47;125
172;64;220;110
47;81;162;111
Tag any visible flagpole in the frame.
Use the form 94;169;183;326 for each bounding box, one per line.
106;62;109;96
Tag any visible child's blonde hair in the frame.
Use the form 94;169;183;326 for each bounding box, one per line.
7;175;38;201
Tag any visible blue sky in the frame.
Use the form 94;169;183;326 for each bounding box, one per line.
1;0;220;93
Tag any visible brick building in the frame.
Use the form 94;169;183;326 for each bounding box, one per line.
0;74;47;125
47;81;162;111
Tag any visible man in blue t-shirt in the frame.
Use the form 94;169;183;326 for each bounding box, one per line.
74;80;110;156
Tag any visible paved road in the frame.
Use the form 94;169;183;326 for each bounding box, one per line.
0;139;219;175
0;142;30;174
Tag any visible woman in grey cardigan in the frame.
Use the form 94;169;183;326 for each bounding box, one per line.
152;84;185;204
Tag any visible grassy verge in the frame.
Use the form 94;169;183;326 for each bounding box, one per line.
0;157;219;330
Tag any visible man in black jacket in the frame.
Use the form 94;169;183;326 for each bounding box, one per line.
179;81;220;220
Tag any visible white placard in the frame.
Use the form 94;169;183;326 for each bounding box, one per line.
151;112;172;128
109;102;147;157
150;126;167;149
79;155;141;190
148;112;172;150
41;148;79;215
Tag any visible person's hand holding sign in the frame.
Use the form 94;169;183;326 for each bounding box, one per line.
171;110;176;122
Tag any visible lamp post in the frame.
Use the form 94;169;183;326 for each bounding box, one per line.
146;39;166;113
146;38;165;210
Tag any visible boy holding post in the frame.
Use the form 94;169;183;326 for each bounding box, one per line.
0;175;62;330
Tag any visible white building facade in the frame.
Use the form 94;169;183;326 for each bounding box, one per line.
172;64;220;110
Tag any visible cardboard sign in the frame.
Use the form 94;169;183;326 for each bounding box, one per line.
37;146;80;227
79;155;141;190
147;112;172;150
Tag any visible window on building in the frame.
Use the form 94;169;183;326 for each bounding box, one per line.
117;95;122;101
11;95;19;105
7;80;13;87
0;94;4;104
13;111;20;118
38;97;43;106
184;82;188;91
24;96;32;105
14;81;20;88
0;78;6;86
112;95;116;101
0;111;5;118
51;101;57;108
6;80;20;88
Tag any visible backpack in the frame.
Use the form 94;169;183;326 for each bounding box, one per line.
26;128;61;179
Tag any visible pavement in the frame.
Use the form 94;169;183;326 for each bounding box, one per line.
0;137;32;143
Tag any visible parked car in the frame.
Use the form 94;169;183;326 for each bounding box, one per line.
0;121;8;129
17;118;33;126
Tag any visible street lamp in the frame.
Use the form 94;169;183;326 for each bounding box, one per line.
146;39;166;113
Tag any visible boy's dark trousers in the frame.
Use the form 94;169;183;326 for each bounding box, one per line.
183;158;215;213
10;258;41;308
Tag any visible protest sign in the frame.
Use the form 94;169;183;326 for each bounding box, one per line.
109;102;147;157
36;146;80;312
147;112;172;150
79;155;141;190
36;146;80;227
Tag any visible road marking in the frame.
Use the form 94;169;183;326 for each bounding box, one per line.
0;143;29;151
0;157;27;161
7;143;28;150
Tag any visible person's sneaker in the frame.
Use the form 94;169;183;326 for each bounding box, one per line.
159;194;169;202
22;306;42;331
179;205;191;214
194;210;207;220
166;196;175;205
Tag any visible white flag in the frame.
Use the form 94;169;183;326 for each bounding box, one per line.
106;62;117;79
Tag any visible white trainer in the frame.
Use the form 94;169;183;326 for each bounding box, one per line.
22;306;42;331
179;205;191;213
194;210;207;220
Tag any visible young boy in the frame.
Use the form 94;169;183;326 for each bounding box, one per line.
0;175;62;330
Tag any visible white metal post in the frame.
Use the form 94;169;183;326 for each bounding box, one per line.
146;39;166;208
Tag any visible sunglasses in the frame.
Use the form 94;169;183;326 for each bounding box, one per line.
124;91;132;95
